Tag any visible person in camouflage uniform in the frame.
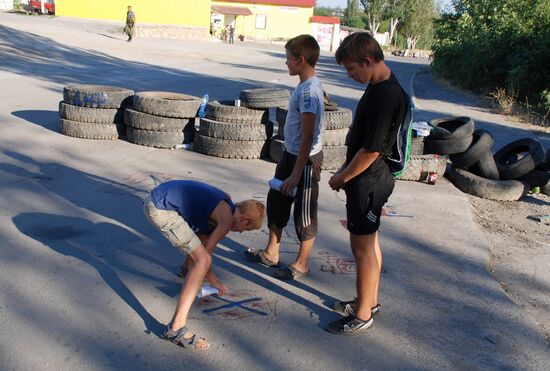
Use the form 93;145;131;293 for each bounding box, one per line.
124;5;136;42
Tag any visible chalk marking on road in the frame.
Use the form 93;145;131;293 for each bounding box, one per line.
203;296;267;316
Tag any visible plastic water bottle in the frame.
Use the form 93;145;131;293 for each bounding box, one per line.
269;178;297;197
198;93;209;118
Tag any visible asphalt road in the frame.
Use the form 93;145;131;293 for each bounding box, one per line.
0;12;548;370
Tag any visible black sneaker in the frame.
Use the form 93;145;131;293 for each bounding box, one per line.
326;314;373;335
332;298;381;316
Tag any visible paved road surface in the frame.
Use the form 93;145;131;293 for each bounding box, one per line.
0;12;548;370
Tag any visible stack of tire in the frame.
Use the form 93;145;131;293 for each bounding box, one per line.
194;88;289;159
491;138;549;196
193;100;271;159
59;84;134;140
125;92;201;149
397;117;474;182
270;105;352;170
428;116;550;200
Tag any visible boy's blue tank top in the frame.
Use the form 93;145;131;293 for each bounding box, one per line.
150;180;235;234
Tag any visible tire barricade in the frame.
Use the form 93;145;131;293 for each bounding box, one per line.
125;92;201;149
193;98;274;159
58;85;549;199
415;116;549;200
59;84;134;140
273;106;352;170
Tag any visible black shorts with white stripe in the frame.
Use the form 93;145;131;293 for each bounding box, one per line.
344;163;395;235
266;150;322;241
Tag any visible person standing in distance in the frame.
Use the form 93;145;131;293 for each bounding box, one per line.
124;5;136;42
327;32;408;334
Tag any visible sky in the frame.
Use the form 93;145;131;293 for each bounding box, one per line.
316;0;453;11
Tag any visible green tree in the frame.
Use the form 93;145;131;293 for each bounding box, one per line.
385;0;409;46
342;0;366;28
432;0;550;116
314;7;333;16
401;0;436;49
360;0;386;34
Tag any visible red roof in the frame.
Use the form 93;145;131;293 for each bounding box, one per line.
311;15;340;24
212;5;253;15
218;0;315;7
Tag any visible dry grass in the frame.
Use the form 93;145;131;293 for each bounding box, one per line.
489;88;550;129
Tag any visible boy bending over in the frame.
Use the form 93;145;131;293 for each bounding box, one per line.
143;180;264;350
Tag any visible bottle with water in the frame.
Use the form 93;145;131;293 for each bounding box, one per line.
269;178;297;197
198;92;209;118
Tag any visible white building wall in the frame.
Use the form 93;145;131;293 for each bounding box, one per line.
0;0;14;10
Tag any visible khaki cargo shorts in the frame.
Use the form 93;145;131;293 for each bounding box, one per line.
143;195;201;254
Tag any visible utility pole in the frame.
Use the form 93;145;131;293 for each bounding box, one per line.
41;0;45;14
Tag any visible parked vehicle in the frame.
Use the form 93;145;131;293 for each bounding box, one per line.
28;0;55;15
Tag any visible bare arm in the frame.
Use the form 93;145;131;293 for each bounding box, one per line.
281;112;315;195
202;201;233;294
329;148;380;190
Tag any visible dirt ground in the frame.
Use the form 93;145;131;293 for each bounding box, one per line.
468;191;550;344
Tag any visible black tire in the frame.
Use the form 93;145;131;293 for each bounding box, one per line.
239;88;290;109
239;87;290;100
193;134;264;159
544;149;550;166
323;128;348;146
325;107;352;130
429;116;475;139
449;129;495;169
275;106;288;126
198;117;266;141
276;106;352;132
269;135;285;163
59;101;122;124
410;136;425;155
183;120;197;144
265;119;274;140
63;84;134;109
124;108;191;131
133;92;202;118
493;138;545;180
446;167;528;201
396;154;447;181
127;127;184;148
473;151;500;180
59;119;118;140
424;134;473;155
322;145;347;170
519;167;550;190
206;100;267;124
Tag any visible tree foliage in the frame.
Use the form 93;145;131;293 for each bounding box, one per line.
360;0;386;34
342;0;366;28
401;0;437;49
432;0;550;113
314;7;333;16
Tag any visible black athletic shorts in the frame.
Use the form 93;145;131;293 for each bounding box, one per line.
345;161;395;235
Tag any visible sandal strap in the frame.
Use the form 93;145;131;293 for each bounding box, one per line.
172;325;189;343
287;265;300;277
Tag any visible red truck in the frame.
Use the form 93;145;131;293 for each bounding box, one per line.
28;0;55;15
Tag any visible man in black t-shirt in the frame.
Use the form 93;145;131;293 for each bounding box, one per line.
326;32;407;335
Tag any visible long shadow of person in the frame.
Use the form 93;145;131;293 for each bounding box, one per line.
13;212;165;336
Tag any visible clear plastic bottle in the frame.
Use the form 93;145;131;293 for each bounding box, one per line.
198;92;209;118
269;178;297;197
